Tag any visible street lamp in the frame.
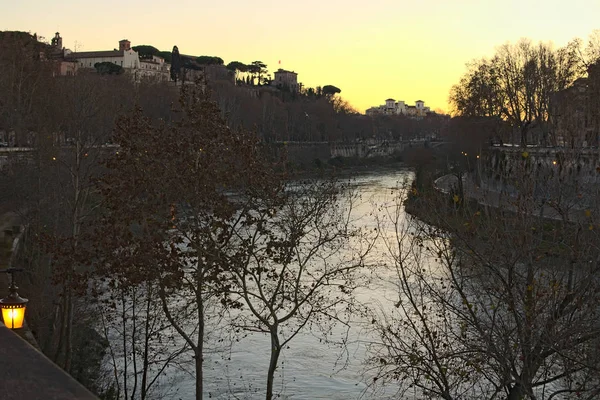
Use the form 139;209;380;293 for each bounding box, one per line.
0;268;28;329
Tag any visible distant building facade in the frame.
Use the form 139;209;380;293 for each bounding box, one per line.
48;32;78;76
366;98;431;118
65;38;170;81
138;55;170;81
68;39;140;69
273;69;299;91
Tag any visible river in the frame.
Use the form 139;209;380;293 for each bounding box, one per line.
103;167;577;399
170;168;414;400
102;168;449;399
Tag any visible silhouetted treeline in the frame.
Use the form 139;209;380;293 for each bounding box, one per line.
449;31;600;147
208;78;449;143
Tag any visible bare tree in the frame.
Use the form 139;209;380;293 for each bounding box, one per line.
368;161;600;399
91;277;189;400
450;39;581;146
228;178;375;399
95;82;282;400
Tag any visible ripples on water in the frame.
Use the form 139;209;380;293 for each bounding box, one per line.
114;169;416;399
181;170;415;400
150;168;571;400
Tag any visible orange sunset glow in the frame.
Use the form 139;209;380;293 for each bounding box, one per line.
2;0;599;112
3;1;600;399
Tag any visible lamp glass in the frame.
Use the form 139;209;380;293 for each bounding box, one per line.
1;304;26;329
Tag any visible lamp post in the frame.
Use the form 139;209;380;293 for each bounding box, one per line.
0;268;28;329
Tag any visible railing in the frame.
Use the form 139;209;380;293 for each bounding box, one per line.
0;147;36;153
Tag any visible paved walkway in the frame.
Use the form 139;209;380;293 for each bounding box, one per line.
0;325;98;399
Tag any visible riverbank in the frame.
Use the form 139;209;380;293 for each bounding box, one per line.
404;172;596;256
285;153;406;180
433;173;591;223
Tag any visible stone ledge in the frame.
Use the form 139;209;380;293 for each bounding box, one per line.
0;325;98;399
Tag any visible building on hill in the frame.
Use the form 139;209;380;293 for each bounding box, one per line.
366;98;431;118
272;69;299;92
138;55;170;81
48;32;78;76
67;39;140;69
65;37;170;81
50;31;62;49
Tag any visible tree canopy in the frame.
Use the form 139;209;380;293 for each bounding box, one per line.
131;45;160;59
158;51;172;63
226;61;248;73
94;61;124;75
449;39;581;145
170;46;181;82
322;85;341;96
196;55;224;65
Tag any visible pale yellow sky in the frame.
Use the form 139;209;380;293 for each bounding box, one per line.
2;0;599;112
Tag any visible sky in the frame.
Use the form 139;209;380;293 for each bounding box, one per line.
1;0;599;113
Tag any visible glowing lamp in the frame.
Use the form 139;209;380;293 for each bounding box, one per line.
0;280;28;329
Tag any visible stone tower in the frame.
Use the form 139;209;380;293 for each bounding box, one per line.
51;32;62;49
119;39;131;52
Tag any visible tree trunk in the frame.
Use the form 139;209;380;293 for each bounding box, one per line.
266;325;281;400
507;382;525;400
121;291;129;400
520;125;528;147
141;285;152;400
196;286;205;400
64;140;83;373
195;346;203;400
64;285;73;372
53;293;67;363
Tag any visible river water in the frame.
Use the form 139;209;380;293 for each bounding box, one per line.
99;166;579;399
146;167;574;400
174;168;415;400
103;168;422;399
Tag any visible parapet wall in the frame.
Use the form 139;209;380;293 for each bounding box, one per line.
271;141;405;164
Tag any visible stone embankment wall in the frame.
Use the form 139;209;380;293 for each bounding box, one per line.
480;146;600;211
330;141;404;158
0;148;35;171
484;147;600;186
270;141;406;164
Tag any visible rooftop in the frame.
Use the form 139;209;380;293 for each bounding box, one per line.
275;68;297;75
66;50;124;59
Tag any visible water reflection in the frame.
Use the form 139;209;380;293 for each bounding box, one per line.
193;169;416;399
